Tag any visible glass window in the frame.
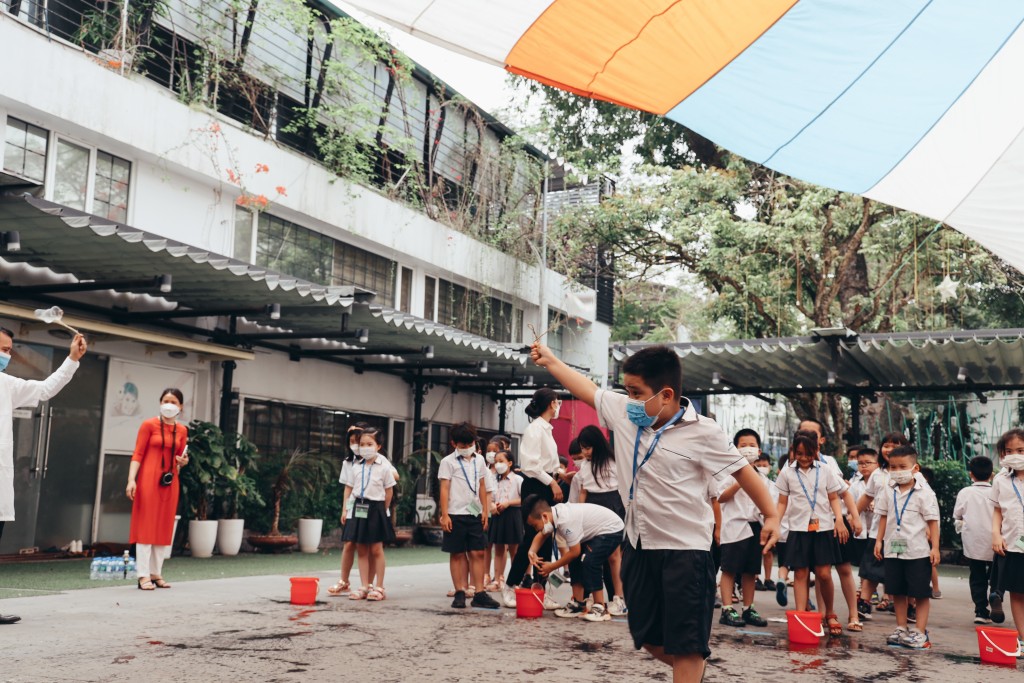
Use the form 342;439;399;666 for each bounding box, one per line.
399;266;413;314
52;139;90;210
436;278;518;343
233;207;254;262
92;150;131;222
332;241;396;307
548;309;564;355
256;213;333;283
3;117;47;183
424;276;436;321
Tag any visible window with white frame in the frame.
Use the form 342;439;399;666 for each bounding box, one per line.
35;130;133;221
3;117;48;183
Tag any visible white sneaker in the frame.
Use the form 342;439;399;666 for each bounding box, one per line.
542;593;562;610
608;595;628;616
583;603;612;622
554;599;586;618
501;583;517;608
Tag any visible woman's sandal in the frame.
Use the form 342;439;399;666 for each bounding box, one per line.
366;586;386;602
348;586;369;600
847;620;864;632
151;576;171;588
137;578;155;591
824;613;843;636
876;598;892;612
327;580;350;596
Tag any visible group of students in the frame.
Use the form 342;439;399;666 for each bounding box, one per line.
712;422;1024;653
438;414;629;622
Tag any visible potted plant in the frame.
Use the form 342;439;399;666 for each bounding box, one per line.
248;449;336;553
214;431;263;556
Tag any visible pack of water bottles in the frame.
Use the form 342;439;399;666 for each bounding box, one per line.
89;551;137;581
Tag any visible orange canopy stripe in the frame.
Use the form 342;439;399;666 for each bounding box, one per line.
505;0;798;115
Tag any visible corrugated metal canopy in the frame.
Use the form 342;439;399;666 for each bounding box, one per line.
0;195;560;388
620;328;1024;396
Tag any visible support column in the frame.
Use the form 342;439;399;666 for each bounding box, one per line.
849;394;862;446
498;389;507;435
219;360;236;433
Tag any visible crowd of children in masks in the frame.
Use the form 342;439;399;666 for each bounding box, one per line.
713;420;1024;653
321;405;1024;654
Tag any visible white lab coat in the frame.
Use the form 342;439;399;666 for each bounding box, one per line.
0;357;80;520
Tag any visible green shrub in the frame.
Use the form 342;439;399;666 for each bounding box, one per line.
920;458;970;550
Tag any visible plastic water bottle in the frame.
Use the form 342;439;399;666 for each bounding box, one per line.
89;558;99;580
123;550;130;580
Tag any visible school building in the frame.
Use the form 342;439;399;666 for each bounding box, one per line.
0;0;612;552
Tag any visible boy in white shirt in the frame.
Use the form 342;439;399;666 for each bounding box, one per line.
530;343;779;683
526;496;625;622
873;446;940;649
953;455;1003;624
438;422;500;610
717;428;769;629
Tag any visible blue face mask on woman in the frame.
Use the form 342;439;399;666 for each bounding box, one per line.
626;394;661;428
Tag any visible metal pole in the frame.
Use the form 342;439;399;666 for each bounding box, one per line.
538;161;549;339
498;389;507;434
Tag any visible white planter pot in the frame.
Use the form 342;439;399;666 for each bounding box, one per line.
297;518;324;553
217;519;245;556
188;520;218;558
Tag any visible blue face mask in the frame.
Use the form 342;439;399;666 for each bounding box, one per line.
626;394;660;428
0;352;9;373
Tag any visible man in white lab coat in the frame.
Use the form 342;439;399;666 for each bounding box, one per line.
0;327;87;624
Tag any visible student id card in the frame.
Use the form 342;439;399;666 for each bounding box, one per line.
354;502;370;519
547;572;564;589
807;518;819;532
466;500;482;517
1015;535;1024;551
889;535;908;555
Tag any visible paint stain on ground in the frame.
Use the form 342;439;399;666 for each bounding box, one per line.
239;631;313;641
112;655;135;664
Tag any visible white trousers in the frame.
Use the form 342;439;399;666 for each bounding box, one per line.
135;543;168;578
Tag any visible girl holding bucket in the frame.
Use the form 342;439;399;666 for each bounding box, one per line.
991;428;1024;653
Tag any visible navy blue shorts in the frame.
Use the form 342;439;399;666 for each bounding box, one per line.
568;532;622;595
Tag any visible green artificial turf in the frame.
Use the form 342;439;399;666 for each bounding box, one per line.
0;545;446;599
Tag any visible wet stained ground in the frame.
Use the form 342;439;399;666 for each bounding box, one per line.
3;562;1021;682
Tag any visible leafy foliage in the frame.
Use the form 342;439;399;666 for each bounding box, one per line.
179;421;263;521
920;458;970;549
242;449;338;536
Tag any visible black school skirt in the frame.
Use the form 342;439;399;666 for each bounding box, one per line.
488;507;524;545
342;498;395;544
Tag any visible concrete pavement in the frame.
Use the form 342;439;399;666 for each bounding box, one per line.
2;562;1022;682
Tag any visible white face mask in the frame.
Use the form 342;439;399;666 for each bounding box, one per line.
553;403;561;420
349;444;359;455
542;521;554;535
1001;454;1024;471
756;466;770;476
889;470;914;485
737;446;760;463
485;452;496;465
495;462;509;475
358;446;377;460
456;447;475;458
159;402;180;419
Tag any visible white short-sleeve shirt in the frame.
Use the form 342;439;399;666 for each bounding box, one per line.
339;459;354;487
568;469;583;503
848;473;869;540
348;455;396;501
576;458;619;494
862;468;890;539
954;481;995;561
720;478;763;545
494;472;523;506
874;479;939;560
775;461;844;532
594;389;747;551
551;502;624;548
991;471;1024;554
484;468;497;495
438;452;488;516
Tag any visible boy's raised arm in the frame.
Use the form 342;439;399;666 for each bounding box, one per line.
531;342;597;408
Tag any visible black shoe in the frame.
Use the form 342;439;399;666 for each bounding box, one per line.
719;606;745;627
743;606;768;627
907;604;916;624
0;614;20;624
990;593;1005;624
471;592;501;609
754;578;767;591
451;590;466;609
775;582;788;607
764;579;777;591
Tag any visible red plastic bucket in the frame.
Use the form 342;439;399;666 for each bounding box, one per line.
786;610;824;645
976;626;1021;666
515;587;545;619
289;577;319;605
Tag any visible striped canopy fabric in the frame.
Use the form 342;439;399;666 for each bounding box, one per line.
341;0;1024;274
